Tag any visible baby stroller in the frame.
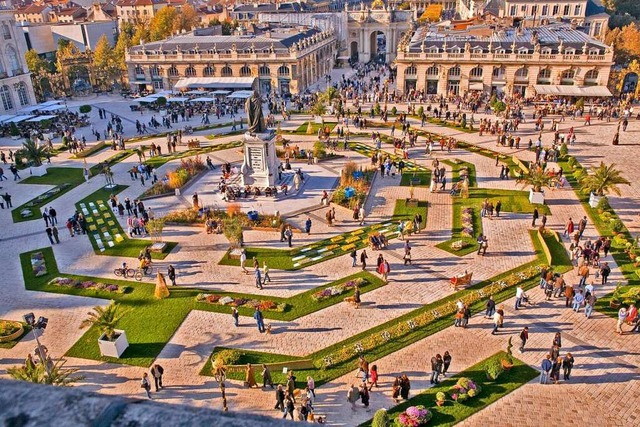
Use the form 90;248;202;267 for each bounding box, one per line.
70;218;81;234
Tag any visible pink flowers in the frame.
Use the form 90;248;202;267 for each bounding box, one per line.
396;405;432;426
48;277;127;293
311;278;365;302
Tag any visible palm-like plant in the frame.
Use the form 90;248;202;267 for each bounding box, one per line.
18;139;48;167
580;162;631;197
7;358;83;386
80;300;128;341
516;166;554;193
311;99;327;117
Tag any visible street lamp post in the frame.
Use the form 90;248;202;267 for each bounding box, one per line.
23;312;51;376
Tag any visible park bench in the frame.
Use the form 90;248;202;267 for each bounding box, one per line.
450;271;473;290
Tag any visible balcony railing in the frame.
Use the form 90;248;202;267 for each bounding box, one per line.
396;51;613;64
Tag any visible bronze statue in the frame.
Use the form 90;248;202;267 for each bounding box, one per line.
245;90;266;135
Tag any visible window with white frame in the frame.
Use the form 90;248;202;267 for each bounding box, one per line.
17;82;29;106
0;85;12;110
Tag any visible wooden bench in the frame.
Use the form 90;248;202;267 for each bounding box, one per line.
450;271;473;290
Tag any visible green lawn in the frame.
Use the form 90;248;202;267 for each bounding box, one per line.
143;141;242;169
75;185;175;260
426;117;477;133
393;199;427;229
200;348;303;384
285;121;337;135
73;141;109;158
361;351;537;427
400;171;431;187
19;248;381;367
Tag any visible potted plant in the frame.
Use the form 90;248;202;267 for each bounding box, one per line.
611;219;624;235
80;301;129;358
502;337;514;370
610;284;622;309
516;166;553;205
579;162;631;208
313;141;326;163
17;140;49;176
484;357;504;380
435;391;446;407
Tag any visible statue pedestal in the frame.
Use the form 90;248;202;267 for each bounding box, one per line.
240;131;278;188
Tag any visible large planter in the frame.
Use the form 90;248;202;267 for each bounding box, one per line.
529;188;545;205
589;192;603;209
98;329;129;358
30;165;48;177
0;321;24;343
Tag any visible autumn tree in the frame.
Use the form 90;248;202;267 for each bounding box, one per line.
25;49;50;74
149;6;178;41
113;25;133;73
92;34;120;89
131;23;150;46
605;24;640;64
173;3;198;34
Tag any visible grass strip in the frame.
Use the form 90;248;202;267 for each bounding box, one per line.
360;351;537;427
0;322;31;349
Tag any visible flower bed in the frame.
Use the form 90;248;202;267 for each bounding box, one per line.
450;377;481;402
49;277;130;293
163;208;282;229
312;278;365;302
30;252;47;277
196;293;287;312
319;264;543;368
460;207;474;238
396;405;432;426
141;156;206;197
331;162;375;210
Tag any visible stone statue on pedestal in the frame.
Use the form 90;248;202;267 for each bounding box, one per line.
240;90;277;188
245;90;266;135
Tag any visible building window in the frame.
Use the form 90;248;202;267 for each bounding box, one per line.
470;66;483;80
240;65;252;77
278;65;290;77
515;67;528;79
472;48;483;54
518;47;529;54
203;66;215;77
564;48;575;55
405;65;417;76
585;69;599;81
222;65;233;77
448;66;461;77
575;5;581;15
168;66;178;77
492;66;505;79
7;46;20;74
495;49;505;54
510;5;516;16
259;65;270;76
2;24;11;40
563;5;570;15
537;68;551;83
531;5;537;15
428;47;438;53
153;80;164;90
17;82;29;106
560;69;575;85
450;47;461;54
135;65;144;76
0;85;12;110
552;5;559;15
185;66;196;77
426;65;439;77
588;48;600;56
541;48;552;55
150;66;160;77
594;22;602;37
542;5;548;16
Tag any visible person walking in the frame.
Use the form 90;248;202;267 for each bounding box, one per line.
306;376;316;397
572;290;585;312
429;355;442;384
347;383;360;411
285;226;293;247
540;355;552;384
585;292;597;318
616;307;628;334
495;200;501;217
52;226;60;244
565;283;575;308
515;286;524;310
254;266;263;289
485;295;496;318
381;259;390;282
260;364;273;388
283;393;295;419
240;248;248;274
274;385;285;411
442;351;452;376
253;307;265;333
2;192;11;208
305;217;312;235
232;307;239;327
141;372;152;399
600;262;611;285
562;353;574;380
167;265;176;285
532;208;539;227
245;363;258;388
550;356;562;384
519;326;529;353
350;249;357;267
150;364;164;391
360;249;368;270
578;216;588;240
45;227;55;245
262;262;271;285
491;309;501;335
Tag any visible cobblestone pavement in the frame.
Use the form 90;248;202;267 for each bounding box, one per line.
1;98;640;425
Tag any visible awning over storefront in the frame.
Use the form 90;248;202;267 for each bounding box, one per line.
174;77;256;90
187;97;216;103
26;115;57;122
166;97;189;103
227;90;254;99
533;85;612;97
469;82;484;91
4;115;34;123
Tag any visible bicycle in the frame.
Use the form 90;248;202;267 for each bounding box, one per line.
114;267;135;278
134;265;154;281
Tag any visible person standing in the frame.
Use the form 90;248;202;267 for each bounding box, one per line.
550;356;562;384
565;283;575;308
562;353;574;380
305;217;312;235
519;326;529;353
347;383;360;411
600;262;611;285
274;385;285;411
261;364;273;388
141;372;152;399
540;355;552;384
381;259;390;282
253;307;265;333
578;216;587;239
285;226;293;247
515;286;524;310
616;307;628;334
42;209;50;227
49;207;58;225
254;266;263;289
280;222;286;242
585;292;597;318
429;355;440;384
245;363;258;388
2;192;11;208
360;249;368;270
495;200;501;217
572;290;585;312
532;208;539;227
485;295;496;318
240;249;248;274
358;205;365;226
442;351;452;376
491;309;501;335
350;249;357;267
232;307;239;327
306;376;316;397
564;217;574;237
167;265;176;285
151;364;164;391
262;262;271;285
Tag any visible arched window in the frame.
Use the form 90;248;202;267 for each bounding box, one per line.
492;66;505;79
537;68;551;83
470;66;483;80
2;23;11;40
405;65;417;76
426;65;439;77
150;66;160;77
6;46;19;73
561;69;575;84
585;69;599;81
135;65;144;76
278;65;290;76
203;66;215;77
240;65;252;77
17;82;29;106
515;67;528;80
222;65;233;77
185;66;196;77
259;65;270;76
0;58;5;76
448;66;461;77
168;66;178;77
0;85;12;110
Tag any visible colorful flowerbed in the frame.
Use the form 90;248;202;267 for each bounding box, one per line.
196;293;287;312
319;264;543;368
19;183;72;218
461;207;474;238
450;377;481;402
396;405;432;426
30;252;47;277
311;278;365;302
49;277;129;293
141;156;207;197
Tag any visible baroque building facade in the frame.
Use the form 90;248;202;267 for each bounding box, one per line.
0;9;36;113
395;23;613;97
125;25;336;95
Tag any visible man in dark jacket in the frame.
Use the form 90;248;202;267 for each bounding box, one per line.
150;364;164;391
274;385;285;410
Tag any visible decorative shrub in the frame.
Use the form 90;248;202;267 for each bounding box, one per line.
436;391;446;402
196;293;287;312
450;377;481;402
79;105;92;114
612;219;624;233
311;278;366;302
0;320;21;337
484;358;504;380
214;349;241;367
372;408;389;427
395;405;432;426
313;141;327;159
49;277;129;293
417;106;424;117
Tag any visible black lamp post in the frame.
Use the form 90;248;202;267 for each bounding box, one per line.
23;312;51;375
